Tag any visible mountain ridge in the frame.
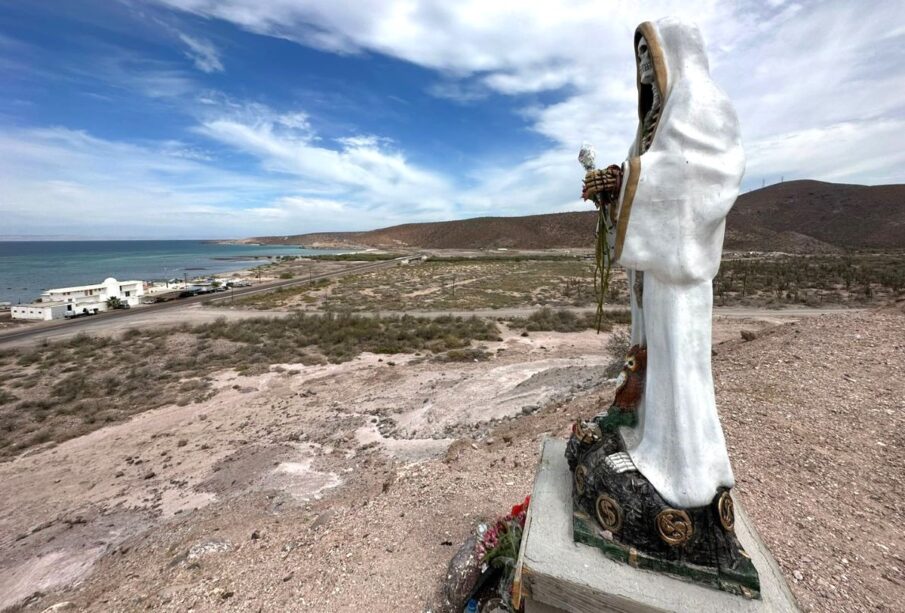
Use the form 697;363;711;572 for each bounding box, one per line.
247;180;904;252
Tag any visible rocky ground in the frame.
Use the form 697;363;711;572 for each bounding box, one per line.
1;309;903;612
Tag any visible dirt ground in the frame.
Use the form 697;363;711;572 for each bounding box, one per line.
1;309;903;612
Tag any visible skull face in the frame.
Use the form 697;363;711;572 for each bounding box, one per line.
637;36;654;85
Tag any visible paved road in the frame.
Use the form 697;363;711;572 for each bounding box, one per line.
0;258;403;347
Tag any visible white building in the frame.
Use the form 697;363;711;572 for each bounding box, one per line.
11;302;69;321
12;277;145;321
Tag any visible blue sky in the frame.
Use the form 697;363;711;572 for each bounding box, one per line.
1;0;903;239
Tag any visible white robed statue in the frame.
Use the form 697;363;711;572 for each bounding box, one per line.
582;18;744;508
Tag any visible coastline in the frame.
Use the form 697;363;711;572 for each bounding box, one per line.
0;241;351;305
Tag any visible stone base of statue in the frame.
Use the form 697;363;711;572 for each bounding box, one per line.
566;409;760;597
512;438;799;613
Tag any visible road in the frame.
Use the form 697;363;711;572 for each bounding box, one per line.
0;258;403;347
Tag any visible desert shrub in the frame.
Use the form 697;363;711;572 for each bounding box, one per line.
604;330;631;379
17;351;41;367
507;308;631;333
434;348;492;362
311;253;401;261
16;399;54;414
0;311;501;459
50;374;93;403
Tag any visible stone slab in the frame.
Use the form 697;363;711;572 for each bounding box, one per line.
514;438;800;613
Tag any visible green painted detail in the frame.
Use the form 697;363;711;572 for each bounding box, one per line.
572;509;761;599
594;407;637;432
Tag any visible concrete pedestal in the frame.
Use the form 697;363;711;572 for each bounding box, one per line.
513;438;799;613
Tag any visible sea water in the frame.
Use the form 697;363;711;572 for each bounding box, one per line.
0;241;346;304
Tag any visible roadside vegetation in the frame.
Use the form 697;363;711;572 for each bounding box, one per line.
232;258;613;312
232;278;330;310
505;307;631;333
234;252;905;313
0;313;499;460
309;252;402;261
715;252;905;306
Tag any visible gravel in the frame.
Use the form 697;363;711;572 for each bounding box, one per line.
6;309;903;612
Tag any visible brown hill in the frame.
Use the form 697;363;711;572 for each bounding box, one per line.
253;211;598;250
251;180;904;252
724;180;905;251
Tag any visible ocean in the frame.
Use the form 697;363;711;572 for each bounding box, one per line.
0;241;346;305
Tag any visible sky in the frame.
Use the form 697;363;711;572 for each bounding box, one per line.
1;0;903;239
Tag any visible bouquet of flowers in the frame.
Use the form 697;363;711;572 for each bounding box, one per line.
472;495;531;611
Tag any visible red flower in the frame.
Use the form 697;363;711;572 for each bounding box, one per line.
510;494;531;518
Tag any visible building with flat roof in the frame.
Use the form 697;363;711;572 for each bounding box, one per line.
11;302;69;321
12;277;145;320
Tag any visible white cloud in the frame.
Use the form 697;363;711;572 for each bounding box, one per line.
5;1;904;238
155;0;905;193
745;119;905;185
0;127;281;238
75;46;198;99
194;100;454;219
426;79;489;103
0;115;458;238
178;33;224;73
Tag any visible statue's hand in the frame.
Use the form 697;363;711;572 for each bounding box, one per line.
582;165;623;204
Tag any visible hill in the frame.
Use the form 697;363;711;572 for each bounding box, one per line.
247;211;596;250
724;180;905;252
249;180;904;252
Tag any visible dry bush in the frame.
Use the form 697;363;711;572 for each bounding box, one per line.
507;308;631;333
604;329;632;379
0;313;500;459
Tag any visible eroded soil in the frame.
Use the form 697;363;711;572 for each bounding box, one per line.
2;310;903;613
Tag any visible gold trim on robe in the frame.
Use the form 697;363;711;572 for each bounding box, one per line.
615;156;640;261
636;21;669;118
615;22;669;264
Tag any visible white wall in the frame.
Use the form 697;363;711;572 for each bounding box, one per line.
11;304;68;321
42;278;145;309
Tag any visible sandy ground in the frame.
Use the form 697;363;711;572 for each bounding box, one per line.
1;309;902;612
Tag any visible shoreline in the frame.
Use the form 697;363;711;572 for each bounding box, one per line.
0;242;353;305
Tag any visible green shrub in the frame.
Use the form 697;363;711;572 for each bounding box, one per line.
507;308;630;333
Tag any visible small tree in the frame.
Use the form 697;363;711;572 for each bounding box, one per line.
106;296;124;309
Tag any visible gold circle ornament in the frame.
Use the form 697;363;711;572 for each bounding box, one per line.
656;509;693;546
595;494;623;533
574;464;589;496
717;491;735;531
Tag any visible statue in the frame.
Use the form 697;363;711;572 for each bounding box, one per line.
568;18;759;597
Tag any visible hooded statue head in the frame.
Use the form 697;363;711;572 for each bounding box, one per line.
627;18;740;164
615;18;745;279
